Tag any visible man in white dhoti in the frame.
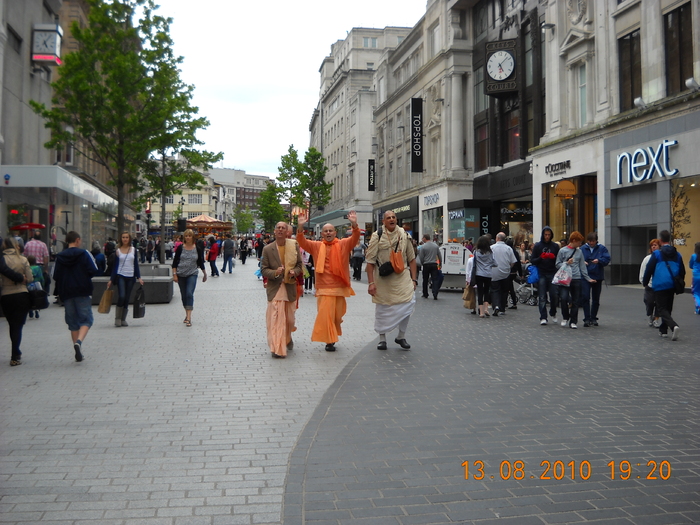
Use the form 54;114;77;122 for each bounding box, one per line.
365;210;418;350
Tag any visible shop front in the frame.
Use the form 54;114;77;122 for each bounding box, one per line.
446;199;494;244
605;116;700;285
1;166;132;257
420;189;444;243
474;162;533;245
376;196;419;239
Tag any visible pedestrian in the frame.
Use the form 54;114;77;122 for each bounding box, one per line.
26;255;45;319
172;229;207;327
531;226;561;325
464;252;477;315
418;234;442;300
220;233;235;274
506;238;520;309
364;210;418;350
146;236;154;263
580;232;611;327
639;238;661;326
23;230;50;268
255;237;264;259
517;241;530;267
465;238;474;252
554;231;596;329
489;232;517;316
302;248;315;294
1;238;33;366
165;238;174;260
207;236;220;277
690;241;700;315
261;222;303;358
472;235;496;318
296;211;360;352
107;232;144;327
350;238;366;281
642;230;685;340
52;231;99;362
240;237;248;265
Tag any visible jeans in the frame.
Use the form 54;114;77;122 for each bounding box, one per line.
654;288;677;334
490;278;509;311
222;254;234;273
177;274;198;310
63;296;93;331
538;273;559;320
422;263;440;298
1;292;31;361
643;286;657;317
559;279;582;324
209;260;219;276
581;280;603;322
116;275;136;308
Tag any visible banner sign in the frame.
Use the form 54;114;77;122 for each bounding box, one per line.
411;98;423;173
368;159;375;191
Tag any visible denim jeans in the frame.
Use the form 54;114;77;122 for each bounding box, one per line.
177;274;198;310
209;260;219;276
581;280;603;322
538;273;558;320
116;275;136;308
559;279;582;324
63;296;94;331
222;255;234;273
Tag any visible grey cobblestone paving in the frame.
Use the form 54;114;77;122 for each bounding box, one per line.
0;259;376;525
283;286;700;524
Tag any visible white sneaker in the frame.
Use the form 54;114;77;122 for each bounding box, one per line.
648;315;654;326
551;316;558;323
561;320;568;327
570;323;578;329
540;319;547;325
671;326;680;341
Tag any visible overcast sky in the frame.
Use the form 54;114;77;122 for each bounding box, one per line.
161;0;428;178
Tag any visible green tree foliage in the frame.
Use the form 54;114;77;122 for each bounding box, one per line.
234;205;255;235
256;182;286;232
277;145;332;221
31;0;219;236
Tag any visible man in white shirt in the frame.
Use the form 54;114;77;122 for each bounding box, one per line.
490;232;517;316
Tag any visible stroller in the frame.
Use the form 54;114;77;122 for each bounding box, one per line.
515;264;538;306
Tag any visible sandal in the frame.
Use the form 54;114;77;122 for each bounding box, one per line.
185;320;192;327
183;318;188;324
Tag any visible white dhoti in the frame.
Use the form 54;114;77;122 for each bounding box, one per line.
374;294;416;334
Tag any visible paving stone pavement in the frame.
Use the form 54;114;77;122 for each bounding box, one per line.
283;286;700;525
0;258;377;525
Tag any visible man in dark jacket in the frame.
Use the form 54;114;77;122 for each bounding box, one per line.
642;230;685;341
53;231;99;362
580;232;611;327
530;226;560;325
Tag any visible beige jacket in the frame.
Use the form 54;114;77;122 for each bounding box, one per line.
0;249;33;296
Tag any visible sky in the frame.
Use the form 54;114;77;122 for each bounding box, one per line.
161;0;429;178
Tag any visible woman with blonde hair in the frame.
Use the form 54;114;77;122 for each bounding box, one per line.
172;229;207;326
1;237;33;366
107;232;144;327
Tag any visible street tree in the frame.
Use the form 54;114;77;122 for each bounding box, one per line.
256;181;286;232
277;145;332;223
234;205;255;235
31;0;214;236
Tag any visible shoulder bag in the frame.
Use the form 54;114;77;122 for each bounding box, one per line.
664;259;685;295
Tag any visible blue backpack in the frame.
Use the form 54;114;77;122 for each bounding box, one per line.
526;265;539;284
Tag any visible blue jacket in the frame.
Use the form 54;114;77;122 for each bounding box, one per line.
53;247;99;300
110;247;141;285
642;244;685;291
580;242;611;281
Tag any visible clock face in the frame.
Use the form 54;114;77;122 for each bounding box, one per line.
487;50;515;81
33;31;58;54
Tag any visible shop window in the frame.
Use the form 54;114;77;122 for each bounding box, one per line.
475;124;489;171
506;109;520;162
664;3;693;97
618;29;642;112
542;175;597;243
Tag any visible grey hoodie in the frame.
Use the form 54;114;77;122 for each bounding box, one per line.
555;245;592;282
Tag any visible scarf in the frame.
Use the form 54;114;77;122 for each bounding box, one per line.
316;238;350;289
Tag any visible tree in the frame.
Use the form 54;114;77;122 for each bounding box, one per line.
256;182;286;232
30;0;214;236
277;145;333;222
233;205;255;235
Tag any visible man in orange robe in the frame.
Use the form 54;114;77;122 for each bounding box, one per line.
296;211;360;352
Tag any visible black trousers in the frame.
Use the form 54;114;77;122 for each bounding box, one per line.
490;278;509;311
422;263;440;298
1;292;31;361
654;289;677;334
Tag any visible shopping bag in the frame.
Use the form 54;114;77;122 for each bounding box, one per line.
526;264;539;284
462;285;476;310
97;288;113;314
552;264;572;286
27;281;49;310
132;286;146;318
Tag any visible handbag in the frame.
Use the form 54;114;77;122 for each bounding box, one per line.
552;264;573;286
27;281;49;310
97;288;113;314
664;260;685;295
378;261;395;276
132;286;146;318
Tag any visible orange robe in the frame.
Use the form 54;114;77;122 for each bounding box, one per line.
296;227;361;343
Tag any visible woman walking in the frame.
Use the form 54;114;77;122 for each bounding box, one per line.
690;241;700;315
172;229;207;327
639;239;661;326
471;235;496;318
1;238;33;366
107;232;144;327
554;231;596;329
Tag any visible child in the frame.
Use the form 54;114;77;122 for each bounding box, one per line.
27;255;45;319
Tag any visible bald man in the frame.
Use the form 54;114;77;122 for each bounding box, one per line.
296;211;360;352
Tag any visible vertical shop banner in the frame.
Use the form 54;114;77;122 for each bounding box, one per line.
368;159;375;191
411;97;423;173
